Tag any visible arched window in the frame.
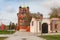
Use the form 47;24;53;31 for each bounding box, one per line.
39;22;41;30
32;21;34;26
55;24;57;32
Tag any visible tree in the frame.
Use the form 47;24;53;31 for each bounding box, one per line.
9;22;12;30
4;25;9;30
50;8;60;18
11;23;16;29
9;22;16;30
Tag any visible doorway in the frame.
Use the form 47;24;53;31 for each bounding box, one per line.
42;23;48;33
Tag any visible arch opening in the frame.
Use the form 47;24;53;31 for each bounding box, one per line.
42;23;48;33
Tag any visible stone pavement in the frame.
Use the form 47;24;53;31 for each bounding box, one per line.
0;34;11;37
0;32;60;37
5;31;46;40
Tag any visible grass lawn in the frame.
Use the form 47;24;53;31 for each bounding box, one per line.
0;30;15;34
0;37;7;40
39;35;60;40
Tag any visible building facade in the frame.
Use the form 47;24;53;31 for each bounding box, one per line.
17;5;60;33
17;6;31;32
50;18;60;33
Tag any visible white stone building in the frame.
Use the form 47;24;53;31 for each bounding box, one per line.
30;17;60;33
30;17;42;33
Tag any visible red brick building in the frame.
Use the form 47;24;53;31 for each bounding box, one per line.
16;5;43;32
17;6;32;32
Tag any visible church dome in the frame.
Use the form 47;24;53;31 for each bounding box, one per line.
19;4;29;8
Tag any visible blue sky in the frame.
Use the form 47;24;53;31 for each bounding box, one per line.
0;0;60;25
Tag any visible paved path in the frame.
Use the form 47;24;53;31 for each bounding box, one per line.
5;31;46;40
0;34;11;37
0;33;60;37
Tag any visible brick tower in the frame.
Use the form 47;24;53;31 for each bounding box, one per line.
17;5;32;32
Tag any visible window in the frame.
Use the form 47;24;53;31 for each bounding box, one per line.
55;24;57;29
32;21;34;26
50;22;53;31
39;22;41;30
55;24;57;32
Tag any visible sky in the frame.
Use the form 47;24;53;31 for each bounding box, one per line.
0;0;60;25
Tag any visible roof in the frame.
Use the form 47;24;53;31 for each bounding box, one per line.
51;18;60;20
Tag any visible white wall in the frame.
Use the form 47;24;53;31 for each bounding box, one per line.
30;18;51;33
30;18;41;33
30;18;37;33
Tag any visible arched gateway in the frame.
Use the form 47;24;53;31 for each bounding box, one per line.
42;23;48;33
41;18;51;33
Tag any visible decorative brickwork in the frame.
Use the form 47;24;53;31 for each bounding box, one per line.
17;6;31;32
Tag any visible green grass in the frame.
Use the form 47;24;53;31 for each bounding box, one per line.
0;37;7;40
39;35;60;40
0;30;15;34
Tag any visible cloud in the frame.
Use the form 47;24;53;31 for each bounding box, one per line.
4;0;19;2
35;0;60;18
0;0;60;24
42;0;60;8
5;5;16;13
